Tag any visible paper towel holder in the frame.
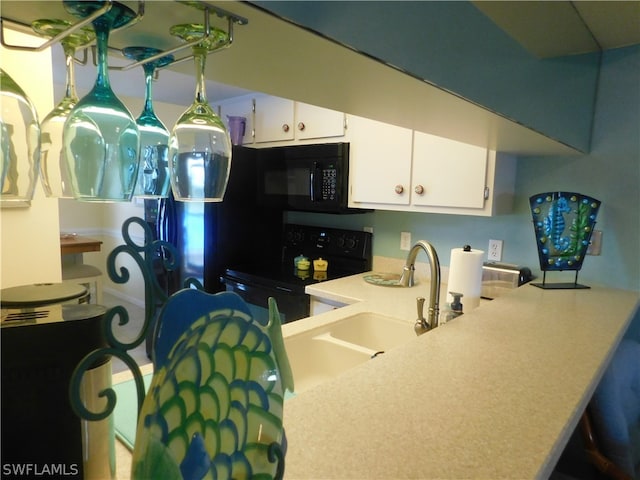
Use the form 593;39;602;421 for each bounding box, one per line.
447;245;484;312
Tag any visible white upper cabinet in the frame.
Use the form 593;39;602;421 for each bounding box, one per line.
347;115;413;206
254;95;296;143
294;102;346;140
347;115;516;216
253;94;345;145
411;131;488;209
217;95;515;216
219;94;346;145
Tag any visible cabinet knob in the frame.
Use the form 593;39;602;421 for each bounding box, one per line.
282;124;290;133
414;185;425;195
297;122;306;131
395;185;404;194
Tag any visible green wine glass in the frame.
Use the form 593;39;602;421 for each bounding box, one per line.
32;19;94;199
168;23;232;202
62;1;140;202
123;46;174;199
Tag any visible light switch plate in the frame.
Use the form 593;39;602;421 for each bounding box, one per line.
400;232;411;251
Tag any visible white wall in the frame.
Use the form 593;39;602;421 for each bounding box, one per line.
0;29;60;289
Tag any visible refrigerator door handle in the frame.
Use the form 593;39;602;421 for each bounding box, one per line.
159;194;178;248
157;198;166;243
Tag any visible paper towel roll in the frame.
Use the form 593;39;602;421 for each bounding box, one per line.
447;246;484;311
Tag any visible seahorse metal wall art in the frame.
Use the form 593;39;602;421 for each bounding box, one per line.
543;196;572;253
529;192;601;288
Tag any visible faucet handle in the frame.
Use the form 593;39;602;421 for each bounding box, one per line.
415;297;429;335
416;296;426;322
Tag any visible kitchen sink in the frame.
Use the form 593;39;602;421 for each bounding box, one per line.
284;333;372;394
326;312;416;352
283;312;415;394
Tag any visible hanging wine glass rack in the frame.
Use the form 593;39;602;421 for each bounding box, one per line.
0;1;248;74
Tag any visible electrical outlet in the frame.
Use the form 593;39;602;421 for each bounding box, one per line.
488;239;503;262
400;231;411;251
587;230;602;255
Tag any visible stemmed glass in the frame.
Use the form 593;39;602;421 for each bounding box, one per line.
0;69;41;207
168;23;232;202
62;1;140;202
123;47;174;199
31;19;94;198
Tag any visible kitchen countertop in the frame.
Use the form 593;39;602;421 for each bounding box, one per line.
278;272;639;479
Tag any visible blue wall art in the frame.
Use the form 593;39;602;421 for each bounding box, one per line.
529;192;601;288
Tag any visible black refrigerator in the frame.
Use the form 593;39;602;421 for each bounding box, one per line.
144;145;284;297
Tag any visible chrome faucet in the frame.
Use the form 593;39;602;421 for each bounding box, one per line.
399;240;441;334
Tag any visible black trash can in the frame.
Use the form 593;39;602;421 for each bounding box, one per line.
1;288;114;480
1;282;89;307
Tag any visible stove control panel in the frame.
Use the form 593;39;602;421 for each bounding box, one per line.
283;224;372;268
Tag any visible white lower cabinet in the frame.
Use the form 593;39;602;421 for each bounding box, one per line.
309;296;348;316
347;115;516;216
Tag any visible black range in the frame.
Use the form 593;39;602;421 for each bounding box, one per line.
222;224;372;324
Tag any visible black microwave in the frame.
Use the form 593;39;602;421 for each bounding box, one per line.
256;142;365;214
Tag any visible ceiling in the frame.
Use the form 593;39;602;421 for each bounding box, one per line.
2;1;637;155
4;1;639;104
473;1;640;58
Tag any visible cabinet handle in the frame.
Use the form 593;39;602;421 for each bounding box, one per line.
414;185;425;195
282;124;290;133
395;185;404;194
297;122;306;131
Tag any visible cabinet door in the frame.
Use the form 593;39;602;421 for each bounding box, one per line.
347;115;413;206
295;102;345;140
219;96;254;145
412;131;488;209
309;297;347;316
254;95;295;143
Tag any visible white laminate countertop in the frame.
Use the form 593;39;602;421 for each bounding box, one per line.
278;273;639;479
